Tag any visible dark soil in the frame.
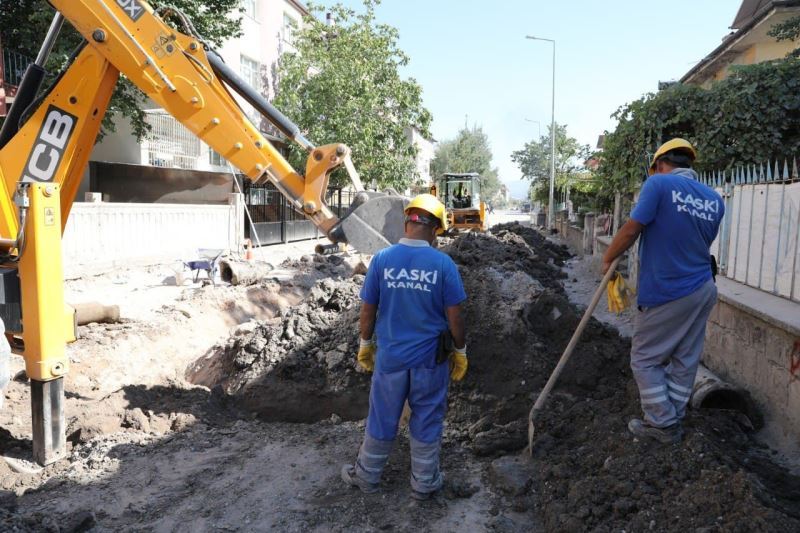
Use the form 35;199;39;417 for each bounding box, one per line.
187;258;371;423
190;223;800;532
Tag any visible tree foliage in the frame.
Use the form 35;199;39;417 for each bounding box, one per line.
273;0;431;189
768;16;800;57
0;0;242;140
598;57;800;196
511;123;591;203
430;125;502;201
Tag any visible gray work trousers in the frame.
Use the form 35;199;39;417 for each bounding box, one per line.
354;433;444;493
630;280;717;428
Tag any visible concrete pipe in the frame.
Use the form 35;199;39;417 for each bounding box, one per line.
691;364;763;430
219;259;275;286
315;243;345;255
72;302;120;325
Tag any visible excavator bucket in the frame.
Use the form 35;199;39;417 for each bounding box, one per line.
333;193;409;255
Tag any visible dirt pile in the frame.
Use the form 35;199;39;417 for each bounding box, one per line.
439;227;626;457
187;257;371;423
444;223;570;291
445;225;800;531
492;221;572;268
188;224;800;531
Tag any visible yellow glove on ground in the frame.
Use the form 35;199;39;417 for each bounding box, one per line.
449;346;468;382
607;272;633;315
357;338;375;372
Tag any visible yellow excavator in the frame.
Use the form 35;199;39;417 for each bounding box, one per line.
431;172;486;232
0;0;407;465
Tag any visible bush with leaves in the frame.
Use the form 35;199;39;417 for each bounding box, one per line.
599;56;800;196
768;15;800;57
0;0;243;140
273;0;431;189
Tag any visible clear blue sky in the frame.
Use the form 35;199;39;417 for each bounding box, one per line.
318;0;742;197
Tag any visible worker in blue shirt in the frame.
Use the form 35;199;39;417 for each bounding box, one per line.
602;139;723;444
341;194;467;500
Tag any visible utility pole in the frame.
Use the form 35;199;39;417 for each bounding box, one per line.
525;35;556;232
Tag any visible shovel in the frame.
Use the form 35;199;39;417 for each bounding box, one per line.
527;256;622;455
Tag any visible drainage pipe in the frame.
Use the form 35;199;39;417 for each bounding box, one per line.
315;243;345;255
691;364;763;430
219;259;274;286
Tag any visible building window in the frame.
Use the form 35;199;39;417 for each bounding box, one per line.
240;55;261;90
282;12;298;45
209;148;226;168
142;110;201;170
242;0;256;19
239;55;262;125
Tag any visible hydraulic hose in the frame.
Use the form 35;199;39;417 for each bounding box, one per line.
205;49;313;150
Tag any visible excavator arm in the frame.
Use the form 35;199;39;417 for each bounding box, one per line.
46;0;354;235
0;0;406;465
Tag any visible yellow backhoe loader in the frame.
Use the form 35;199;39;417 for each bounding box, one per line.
0;0;407;465
431;172;486;232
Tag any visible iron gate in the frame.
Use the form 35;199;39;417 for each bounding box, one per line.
241;179;357;245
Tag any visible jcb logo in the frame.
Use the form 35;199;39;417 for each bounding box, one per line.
21;106;77;184
116;0;145;21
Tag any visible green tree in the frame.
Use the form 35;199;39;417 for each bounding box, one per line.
511;123;591;203
0;0;243;140
430;125;502;201
273;0;431;189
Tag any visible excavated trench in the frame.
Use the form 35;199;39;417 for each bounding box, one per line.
187;222;800;531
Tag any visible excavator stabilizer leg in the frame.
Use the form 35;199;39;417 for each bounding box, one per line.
31;377;65;465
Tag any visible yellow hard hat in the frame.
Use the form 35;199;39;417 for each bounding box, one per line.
405;193;448;232
649;138;697;175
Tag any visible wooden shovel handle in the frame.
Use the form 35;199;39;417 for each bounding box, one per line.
528;255;622;421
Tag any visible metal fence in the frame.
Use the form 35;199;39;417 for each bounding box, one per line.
242;179;357;246
698;162;800;302
2;48;31;88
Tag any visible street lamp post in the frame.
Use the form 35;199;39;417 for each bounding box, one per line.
526;35;556;232
524;118;541;140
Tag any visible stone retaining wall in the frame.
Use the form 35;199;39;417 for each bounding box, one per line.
703;278;800;454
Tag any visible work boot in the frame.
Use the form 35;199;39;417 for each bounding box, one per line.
628;418;683;444
411;489;439;502
411;485;444;502
341;464;379;494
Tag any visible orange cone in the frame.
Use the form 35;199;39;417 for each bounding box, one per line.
245;239;254;262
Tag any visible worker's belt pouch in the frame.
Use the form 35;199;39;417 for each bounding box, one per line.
436;330;454;365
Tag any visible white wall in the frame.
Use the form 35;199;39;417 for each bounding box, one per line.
61;195;245;278
218;0;306;113
406;127;435;185
90;113;143;165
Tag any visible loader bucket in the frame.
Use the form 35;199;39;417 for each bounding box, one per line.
331;194;408;255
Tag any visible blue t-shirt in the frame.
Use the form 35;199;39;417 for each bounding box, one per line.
360;239;467;373
630;169;724;308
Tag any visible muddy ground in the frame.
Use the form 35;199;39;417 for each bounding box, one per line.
1;220;799;532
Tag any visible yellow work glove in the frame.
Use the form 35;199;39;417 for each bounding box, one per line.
607;272;633;315
449;346;468;382
357;338;376;372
